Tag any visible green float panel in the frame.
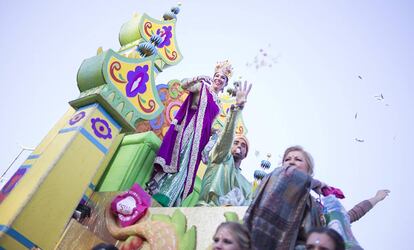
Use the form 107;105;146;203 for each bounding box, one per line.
181;176;202;207
97;131;161;191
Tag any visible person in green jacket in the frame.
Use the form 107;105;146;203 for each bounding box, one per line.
197;82;253;206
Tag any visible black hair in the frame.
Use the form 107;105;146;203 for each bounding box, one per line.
307;227;345;250
91;243;118;250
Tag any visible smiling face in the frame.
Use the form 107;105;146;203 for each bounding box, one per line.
212;72;228;93
283;150;310;174
213;227;241;250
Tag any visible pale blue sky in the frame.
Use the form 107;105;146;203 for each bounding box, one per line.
1;0;413;249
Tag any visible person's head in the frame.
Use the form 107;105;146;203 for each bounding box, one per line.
213;222;250;250
91;243;118;250
213;60;233;93
305;227;345;250
231;135;249;163
282;145;314;175
212;71;228;92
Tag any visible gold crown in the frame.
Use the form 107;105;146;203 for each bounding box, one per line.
215;60;233;79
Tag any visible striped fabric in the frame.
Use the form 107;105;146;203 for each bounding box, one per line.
244;167;320;250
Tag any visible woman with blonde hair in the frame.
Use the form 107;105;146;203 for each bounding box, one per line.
244;145;390;250
212;222;251;250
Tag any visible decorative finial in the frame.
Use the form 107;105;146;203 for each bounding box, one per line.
137;43;157;57
163;5;181;20
254;170;266;180
96;46;103;55
260;153;272;170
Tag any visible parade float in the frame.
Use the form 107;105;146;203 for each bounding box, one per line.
0;5;250;250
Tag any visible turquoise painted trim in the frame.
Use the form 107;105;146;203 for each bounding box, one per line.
82;194;89;202
88;182;96;191
20;165;32;169
97;104;121;130
59;126;80;134
77;103;121;130
79;128;108;154
77;103;98;111
27;154;40;160
101;84;139;128
58;126;109;154
0;225;37;249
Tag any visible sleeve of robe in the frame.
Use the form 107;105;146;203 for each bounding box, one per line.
347;200;373;223
210;108;240;164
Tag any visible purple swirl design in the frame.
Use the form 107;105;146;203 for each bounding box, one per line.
126;65;149;98
149;114;164;130
91;117;112;139
156;26;172;48
69;111;86;125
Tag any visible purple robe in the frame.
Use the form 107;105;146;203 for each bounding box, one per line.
153;83;220;200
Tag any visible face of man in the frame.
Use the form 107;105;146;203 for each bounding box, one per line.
231;137;248;161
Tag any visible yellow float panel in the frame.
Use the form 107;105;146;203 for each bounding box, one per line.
0;104;121;250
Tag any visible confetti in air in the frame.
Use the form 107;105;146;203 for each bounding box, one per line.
246;44;281;70
374;93;384;101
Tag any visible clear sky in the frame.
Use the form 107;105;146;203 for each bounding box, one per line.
1;0;413;249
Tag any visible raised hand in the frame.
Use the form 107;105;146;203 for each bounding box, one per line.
369;189;390;206
195;75;213;84
235;81;252;107
181;75;212;89
375;189;390;201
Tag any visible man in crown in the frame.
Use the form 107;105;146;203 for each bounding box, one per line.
147;61;236;207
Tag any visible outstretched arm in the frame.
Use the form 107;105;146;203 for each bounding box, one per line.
210;81;252;164
348;189;390;223
210;107;240;164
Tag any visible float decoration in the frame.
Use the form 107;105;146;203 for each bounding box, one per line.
139;13;183;66
72;51;163;131
136;79;187;139
0;5;184;250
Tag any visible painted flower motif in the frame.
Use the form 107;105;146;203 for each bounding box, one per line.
69;111;86;125
91;117;112;139
156;26;172;48
126;65;149;98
